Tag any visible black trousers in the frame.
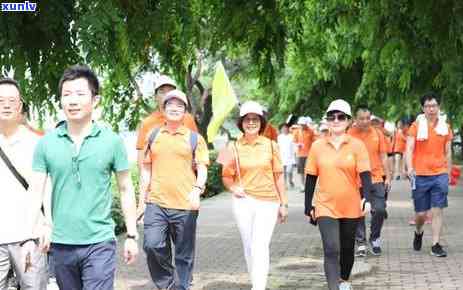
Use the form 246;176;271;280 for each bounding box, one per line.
318;217;359;290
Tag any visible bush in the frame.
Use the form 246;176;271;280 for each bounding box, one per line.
204;150;225;198
111;152;224;235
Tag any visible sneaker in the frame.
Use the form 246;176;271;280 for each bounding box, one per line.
355;244;367;257
339;281;353;290
413;231;424;251
47;278;60;290
369;239;382;256
430;243;447;257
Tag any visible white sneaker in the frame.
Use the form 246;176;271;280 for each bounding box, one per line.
355;245;367;257
339;281;353;290
47;278;60;290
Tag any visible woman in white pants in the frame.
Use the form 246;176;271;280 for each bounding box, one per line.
220;101;288;290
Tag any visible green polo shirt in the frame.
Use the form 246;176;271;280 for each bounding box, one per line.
32;122;129;245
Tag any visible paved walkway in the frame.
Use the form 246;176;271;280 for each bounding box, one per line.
115;179;463;290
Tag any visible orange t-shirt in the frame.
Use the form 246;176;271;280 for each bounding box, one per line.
408;122;453;176
296;127;314;157
348;126;387;183
144;126;209;210
393;129;407;153
305;135;370;219
222;136;287;204
136;111;198;150
263;123;278;141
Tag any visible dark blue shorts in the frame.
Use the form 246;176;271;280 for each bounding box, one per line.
412;174;448;212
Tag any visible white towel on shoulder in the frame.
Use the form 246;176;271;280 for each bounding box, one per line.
416;113;448;141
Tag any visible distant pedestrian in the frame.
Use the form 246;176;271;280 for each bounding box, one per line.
277;123;296;188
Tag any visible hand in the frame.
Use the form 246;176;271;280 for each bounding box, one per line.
231;186;246;198
188;187;202;210
278;206;288;224
384;177;391;193
37;224;52;253
21;240;36;272
407;167;415;179
361;198;371;215
124;238;139;265
305;207;317;225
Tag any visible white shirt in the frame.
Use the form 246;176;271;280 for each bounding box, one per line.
0;125;40;244
277;133;296;166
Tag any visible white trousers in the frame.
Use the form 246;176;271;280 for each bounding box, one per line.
232;196;279;290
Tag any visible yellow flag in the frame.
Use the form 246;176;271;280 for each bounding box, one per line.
207;61;238;142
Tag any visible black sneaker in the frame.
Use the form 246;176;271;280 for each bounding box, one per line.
413;231;424;251
369;239;382;256
431;243;447;257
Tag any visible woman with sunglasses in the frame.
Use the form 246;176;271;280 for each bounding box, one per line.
304;99;373;290
220;100;288;290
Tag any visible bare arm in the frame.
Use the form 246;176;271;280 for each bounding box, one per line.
29;172;49;238
405;136;415;175
115;170;137;237
195;163;208;190
446;140;452;174
381;153;391;188
275;172;287;205
222;176;235;192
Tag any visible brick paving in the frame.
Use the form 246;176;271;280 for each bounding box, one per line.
115;179;463;290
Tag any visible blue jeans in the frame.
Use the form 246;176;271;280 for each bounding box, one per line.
50;240;116;290
413;174;449;212
143;203;198;290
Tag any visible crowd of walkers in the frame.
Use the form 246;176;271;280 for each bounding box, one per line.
0;63;453;290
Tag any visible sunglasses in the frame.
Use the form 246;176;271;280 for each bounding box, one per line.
326;113;348;122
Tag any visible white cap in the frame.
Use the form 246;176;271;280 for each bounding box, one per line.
163;89;188;106
305;116;313;125
326;99;352;117
371;115;382;122
155;75;177;92
297;117;306;125
384;121;395;133
239;101;264;117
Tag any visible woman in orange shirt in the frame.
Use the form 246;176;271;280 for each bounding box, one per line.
304;99;373;290
220;100;288;290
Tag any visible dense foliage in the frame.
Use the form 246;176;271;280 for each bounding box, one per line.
1;0;462;128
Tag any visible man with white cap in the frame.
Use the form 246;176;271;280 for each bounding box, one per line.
136;76;198;212
140;89;209;290
295;116;314;192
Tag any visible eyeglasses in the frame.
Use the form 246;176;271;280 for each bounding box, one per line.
423;103;438;109
326;113;348;122
243;117;261;123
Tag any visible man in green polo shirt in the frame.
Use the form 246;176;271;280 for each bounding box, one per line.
29;65;138;290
